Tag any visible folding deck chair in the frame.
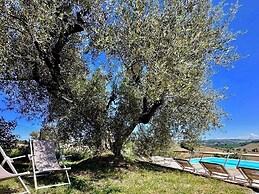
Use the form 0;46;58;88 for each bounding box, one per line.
174;158;205;174
172;150;205;174
237;166;259;186
237;154;259;187
0;146;30;194
199;152;241;181
29;139;71;190
199;161;234;180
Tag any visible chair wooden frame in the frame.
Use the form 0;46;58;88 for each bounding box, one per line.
174;158;205;174
199;152;237;180
237;154;259;187
199;161;233;180
171;151;206;174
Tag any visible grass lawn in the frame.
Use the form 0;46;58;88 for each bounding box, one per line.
0;156;254;194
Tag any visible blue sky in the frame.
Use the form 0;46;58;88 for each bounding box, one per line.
205;0;259;139
1;0;259;140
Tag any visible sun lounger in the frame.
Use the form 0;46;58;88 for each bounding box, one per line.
198;152;242;180
174;158;205;174
29;139;71;190
237;154;259;187
0;146;30;193
237;166;259;186
199;161;234;179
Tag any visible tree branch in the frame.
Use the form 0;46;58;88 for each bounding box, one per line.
142;96;148;113
7;10;86;101
8;13;46;58
138;92;166;124
138;99;163;124
106;92;117;110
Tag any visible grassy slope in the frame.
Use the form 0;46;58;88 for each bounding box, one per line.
0;156;253;194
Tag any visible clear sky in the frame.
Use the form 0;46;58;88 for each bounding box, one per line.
0;0;258;140
205;0;259;139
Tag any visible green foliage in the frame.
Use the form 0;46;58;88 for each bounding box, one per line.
30;131;40;139
132;124;176;156
0;0;242;156
121;141;136;160
0;117;18;150
9;145;30;159
71;178;89;192
180;142;195;152
9;148;22;157
63;150;91;161
180;134;200;152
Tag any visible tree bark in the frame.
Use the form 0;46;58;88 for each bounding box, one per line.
112;141;123;157
111;96;164;156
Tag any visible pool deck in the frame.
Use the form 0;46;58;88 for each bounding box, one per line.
140;156;259;193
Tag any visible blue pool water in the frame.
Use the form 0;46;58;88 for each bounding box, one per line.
190;157;259;169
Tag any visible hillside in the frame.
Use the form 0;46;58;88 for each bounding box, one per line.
199;139;259;161
237;142;259;151
195;146;223;153
201;139;259;149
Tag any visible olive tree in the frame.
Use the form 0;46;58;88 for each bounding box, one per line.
0;0;241;156
90;0;241;155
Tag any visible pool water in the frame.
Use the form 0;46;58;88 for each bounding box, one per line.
190;157;259;169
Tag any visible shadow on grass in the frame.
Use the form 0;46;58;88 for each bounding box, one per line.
2;155;257;194
24;172;68;186
135;160;177;172
71;154;131;169
61;155;185;193
1;155;185;193
70;154;180;179
0;186;19;194
1;155;126;193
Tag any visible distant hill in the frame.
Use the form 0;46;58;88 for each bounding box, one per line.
237;142;259;152
200;139;259;149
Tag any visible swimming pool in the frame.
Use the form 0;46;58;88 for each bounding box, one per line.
190;157;259;169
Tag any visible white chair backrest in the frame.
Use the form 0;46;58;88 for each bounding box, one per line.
32;140;61;171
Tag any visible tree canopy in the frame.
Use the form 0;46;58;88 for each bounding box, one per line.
0;117;18;150
0;0;241;156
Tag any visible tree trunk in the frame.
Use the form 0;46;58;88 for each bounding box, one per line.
112;142;123;157
111;123;137;157
111;97;164;156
